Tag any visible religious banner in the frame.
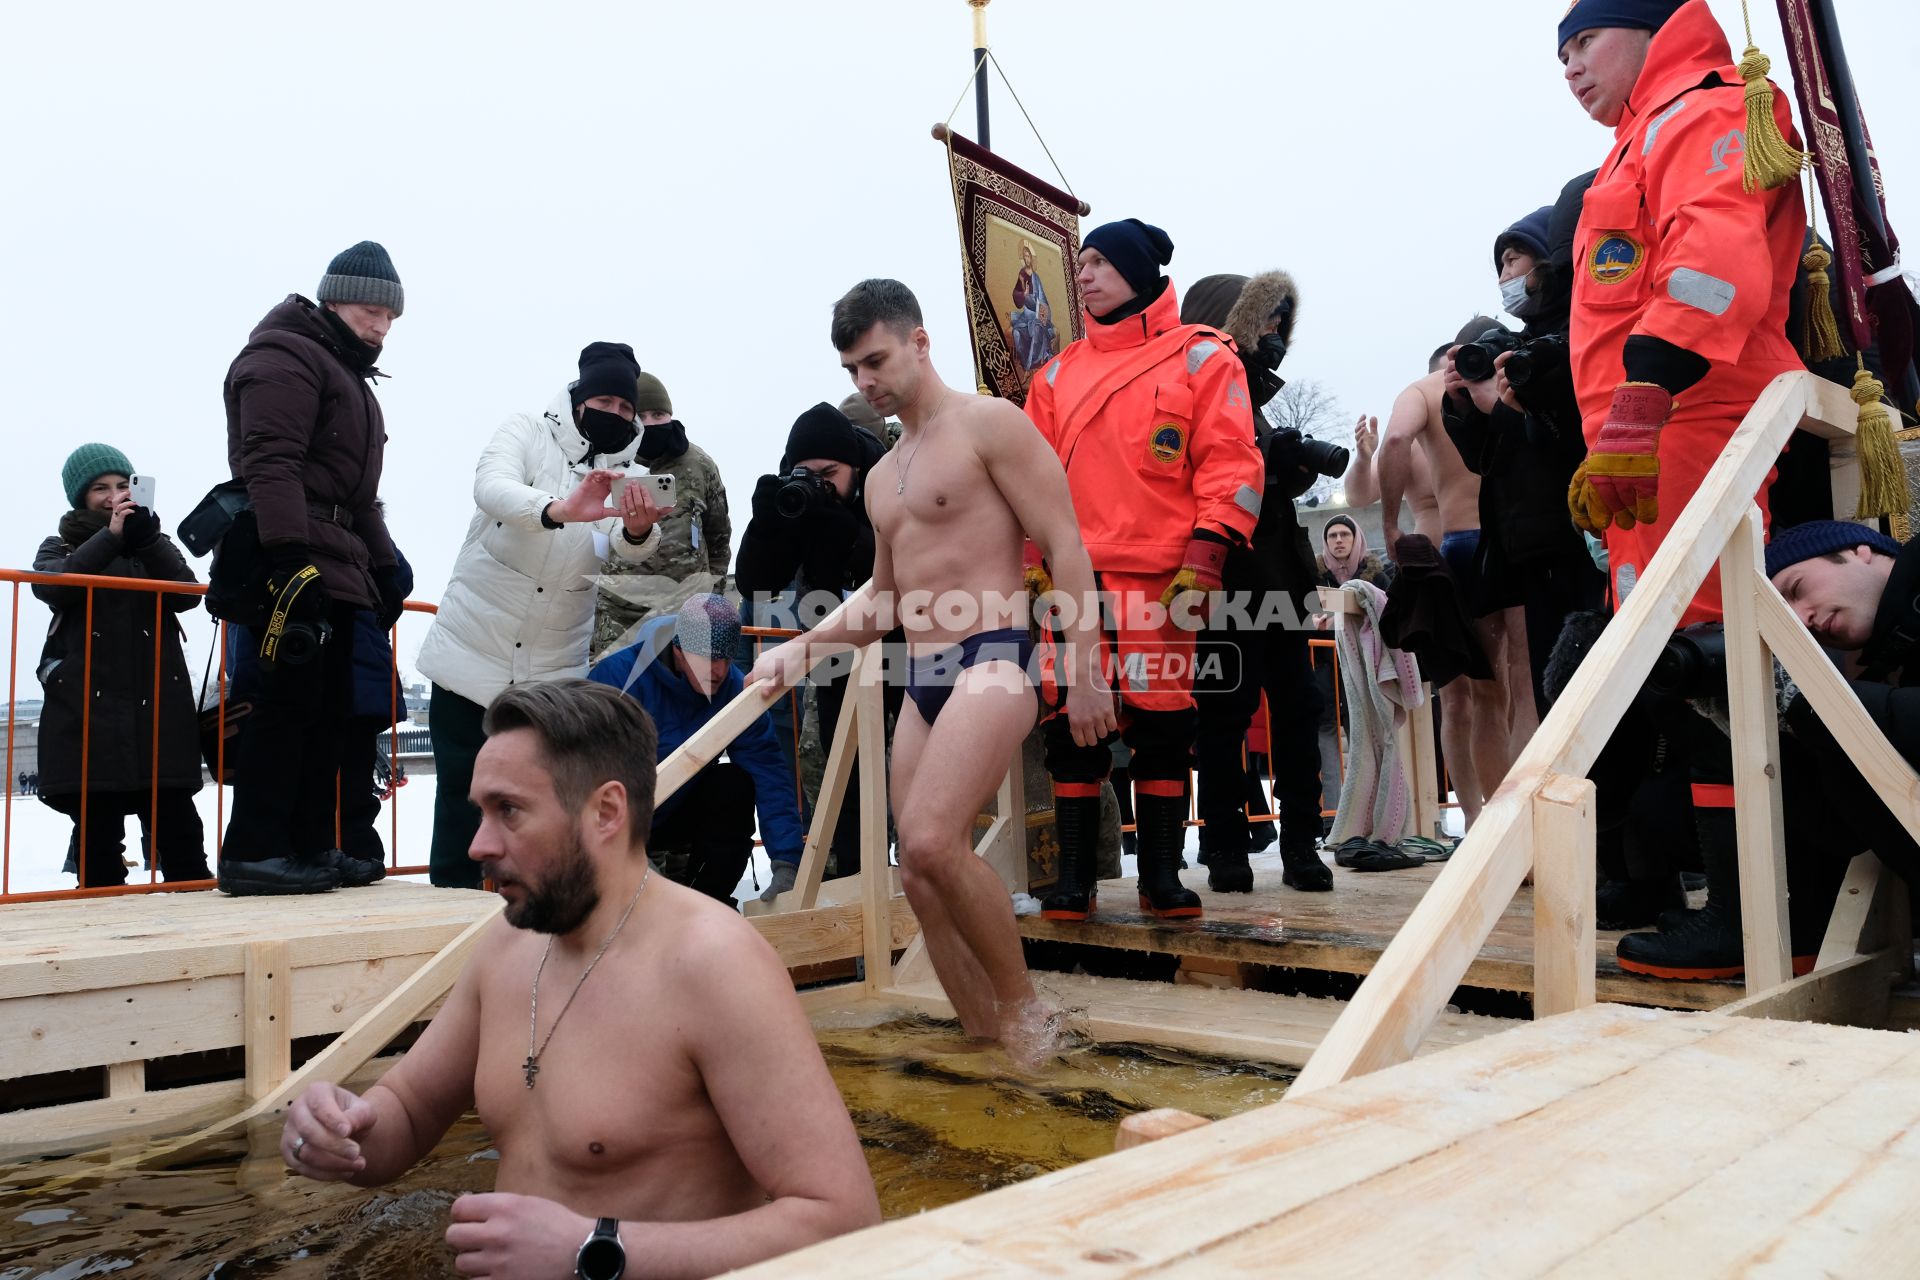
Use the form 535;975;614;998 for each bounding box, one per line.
935;125;1089;407
1776;0;1920;411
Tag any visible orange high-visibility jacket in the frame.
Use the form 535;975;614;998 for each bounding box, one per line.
1025;281;1264;578
1570;0;1805;622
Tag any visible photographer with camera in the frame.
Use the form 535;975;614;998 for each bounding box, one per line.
415;341;666;888
34;446;210;888
1442;194;1607;719
215;242;406;896
1179;271;1343;894
735;401;891;901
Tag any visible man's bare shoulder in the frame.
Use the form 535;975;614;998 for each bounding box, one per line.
646;877;786;980
953;391;1044;453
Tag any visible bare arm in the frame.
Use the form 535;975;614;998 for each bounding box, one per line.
627;917;881;1274
281;920;485;1186
1376;384;1428;548
980;404;1115;742
1342;413;1381;507
746;542;895;693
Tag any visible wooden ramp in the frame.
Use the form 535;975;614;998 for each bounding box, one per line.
1018;852;1744;1011
736;1003;1920;1278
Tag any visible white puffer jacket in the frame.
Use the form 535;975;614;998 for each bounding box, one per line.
417;389;661;706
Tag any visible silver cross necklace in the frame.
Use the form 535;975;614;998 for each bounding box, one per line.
894;391;952;494
523;865;650;1089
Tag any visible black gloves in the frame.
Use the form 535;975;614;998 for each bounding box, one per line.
750;474;784;523
264;543;331;622
120;507;161;549
372;564;406;631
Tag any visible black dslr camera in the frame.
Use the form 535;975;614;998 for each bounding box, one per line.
1265;428;1351;501
1455;327;1570;392
1647;623;1727;701
775;466;839;520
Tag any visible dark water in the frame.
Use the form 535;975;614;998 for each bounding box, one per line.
0;1014;1291;1278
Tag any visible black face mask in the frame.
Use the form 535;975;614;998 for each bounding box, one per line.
1243;334;1289;409
576;407;637;456
319;305;382;372
636;419;689;464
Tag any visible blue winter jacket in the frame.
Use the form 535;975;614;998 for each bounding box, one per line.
587;615;804;860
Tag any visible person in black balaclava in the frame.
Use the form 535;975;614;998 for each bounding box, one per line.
591;370;735;659
414;341;667;887
736;402;897;899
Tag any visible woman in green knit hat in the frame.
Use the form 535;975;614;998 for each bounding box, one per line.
33;444;210;887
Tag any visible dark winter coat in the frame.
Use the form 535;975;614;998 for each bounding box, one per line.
1808;535;1920;761
225;294;398;608
33;512;204;803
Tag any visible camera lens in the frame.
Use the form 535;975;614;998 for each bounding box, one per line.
775;480;813;520
1455;342;1499;383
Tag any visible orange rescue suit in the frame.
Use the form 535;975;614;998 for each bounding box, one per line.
1569;0;1805;625
1025;281;1263;575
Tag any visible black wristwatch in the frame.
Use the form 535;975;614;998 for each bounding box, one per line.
575;1217;625;1280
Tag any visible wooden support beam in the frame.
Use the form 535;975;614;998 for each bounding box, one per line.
1114;1108;1211;1151
243;940;291;1103
1295;372;1827;1095
980;749;1027;893
654;677;786;807
856;649;893;995
1717;952;1892;1027
1818;855;1889;970
1530;773;1595;1017
1721;510;1791;994
1409;684;1441;838
743;680;859;918
107;1059;145;1098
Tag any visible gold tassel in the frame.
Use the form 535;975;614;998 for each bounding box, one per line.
1852;358;1906;519
1737;45;1807;192
1799;242;1847;362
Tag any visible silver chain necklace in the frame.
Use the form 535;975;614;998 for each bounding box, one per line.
894;391;951;494
522;866;650;1088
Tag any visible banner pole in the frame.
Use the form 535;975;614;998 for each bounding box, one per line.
969;0;991;150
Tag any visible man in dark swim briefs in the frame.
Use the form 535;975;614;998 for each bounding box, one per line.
751;278;1111;1066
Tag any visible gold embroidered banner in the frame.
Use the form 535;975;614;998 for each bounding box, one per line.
936;125;1089;407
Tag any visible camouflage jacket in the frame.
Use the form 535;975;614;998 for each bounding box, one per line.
592;440;732;657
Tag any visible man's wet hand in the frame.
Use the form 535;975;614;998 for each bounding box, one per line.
1064;675;1117;748
282;1081;376;1181
747;640;809;696
445;1192;594;1280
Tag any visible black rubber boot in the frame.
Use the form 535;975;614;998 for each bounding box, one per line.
1595;873;1686;931
1041;792;1101;922
1279;839;1333;892
1617;809;1750;980
218;853;342;897
1136;791;1202;918
1207;841;1254;894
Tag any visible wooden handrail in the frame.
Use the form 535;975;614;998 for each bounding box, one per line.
1293;371;1865;1095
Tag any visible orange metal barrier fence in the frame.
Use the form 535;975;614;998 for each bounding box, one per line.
0;580;1447;902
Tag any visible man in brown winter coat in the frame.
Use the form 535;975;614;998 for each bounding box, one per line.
218;241;406;896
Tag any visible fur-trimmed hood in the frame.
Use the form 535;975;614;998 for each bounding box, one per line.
1222;270;1299;355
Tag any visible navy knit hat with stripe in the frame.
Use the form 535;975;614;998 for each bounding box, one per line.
1764;520;1901;580
1558;0;1687;50
317;241;404;317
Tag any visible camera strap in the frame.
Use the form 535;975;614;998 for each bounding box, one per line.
260;564;324;666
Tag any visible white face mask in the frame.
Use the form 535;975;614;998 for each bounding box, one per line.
1500;274;1534;317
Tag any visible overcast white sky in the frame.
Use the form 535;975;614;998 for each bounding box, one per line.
2;0;1915;683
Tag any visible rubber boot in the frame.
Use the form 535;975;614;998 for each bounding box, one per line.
1207;837;1254;894
1041;792;1101;922
1136;791;1203;918
1279;838;1333;892
1595;873;1686;931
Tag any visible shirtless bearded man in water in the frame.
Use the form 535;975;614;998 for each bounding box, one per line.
750;278;1111;1064
280;680;878;1279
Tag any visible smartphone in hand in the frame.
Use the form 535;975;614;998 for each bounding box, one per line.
128;474;156;509
610;473;675;504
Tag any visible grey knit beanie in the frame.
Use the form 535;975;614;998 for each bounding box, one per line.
317;241;404;316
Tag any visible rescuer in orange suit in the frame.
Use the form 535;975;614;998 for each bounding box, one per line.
1559;0;1832;981
1024;218;1264;922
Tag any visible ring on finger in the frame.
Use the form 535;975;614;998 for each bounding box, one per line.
291;1135;306;1157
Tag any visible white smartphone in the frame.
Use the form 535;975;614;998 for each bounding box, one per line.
128;474;156;509
610;473;675;504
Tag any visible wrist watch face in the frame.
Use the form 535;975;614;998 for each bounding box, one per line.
576;1234;623;1280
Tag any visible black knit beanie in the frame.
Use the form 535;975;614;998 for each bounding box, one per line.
571;342;642;407
317;241;404;316
780;402;865;472
1082;219;1175;298
1764;520;1901;579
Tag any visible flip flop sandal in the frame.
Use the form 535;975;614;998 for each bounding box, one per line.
1346;843;1425;872
1398;836;1456;863
1330;837;1379;869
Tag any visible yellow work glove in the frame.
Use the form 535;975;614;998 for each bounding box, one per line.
1567;382;1671;534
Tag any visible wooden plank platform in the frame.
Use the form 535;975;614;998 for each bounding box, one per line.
1019;852;1741;1011
873;969;1516;1068
736;1004;1920;1278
